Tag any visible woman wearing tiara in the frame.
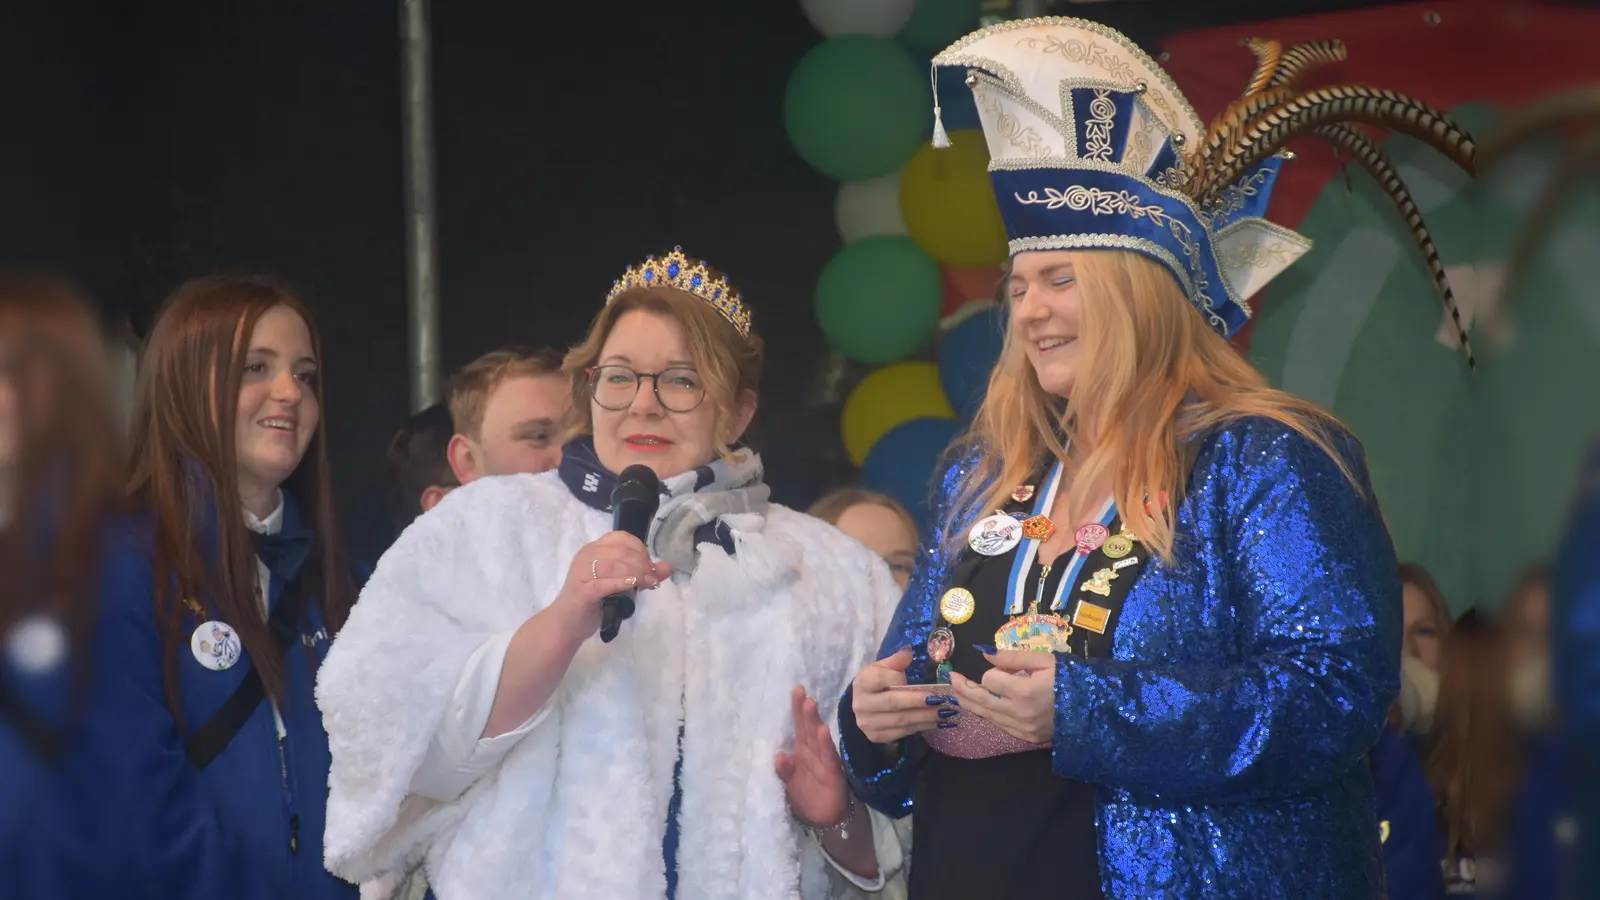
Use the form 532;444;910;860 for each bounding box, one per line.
318;248;907;900
836;17;1477;900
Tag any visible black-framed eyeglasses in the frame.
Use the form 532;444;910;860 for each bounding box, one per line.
585;365;707;413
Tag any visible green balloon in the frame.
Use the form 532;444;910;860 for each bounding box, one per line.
815;236;943;364
897;0;981;57
785;37;931;181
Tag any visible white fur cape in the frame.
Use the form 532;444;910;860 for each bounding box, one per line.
316;471;905;900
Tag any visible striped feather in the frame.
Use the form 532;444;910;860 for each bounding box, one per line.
1268;40;1347;89
1317;123;1476;370
1244;38;1283;96
1198;85;1477;197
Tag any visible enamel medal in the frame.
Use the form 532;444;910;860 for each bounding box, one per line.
927;627;956;683
1103;531;1134;559
1020;515;1055;541
939;587;976;625
191;620;242;671
1011;484;1036;504
968;513;1022;556
1075;523;1109;555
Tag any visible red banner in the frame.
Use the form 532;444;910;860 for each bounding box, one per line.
1159;0;1600;350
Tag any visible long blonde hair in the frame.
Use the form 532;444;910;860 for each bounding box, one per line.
949;249;1357;562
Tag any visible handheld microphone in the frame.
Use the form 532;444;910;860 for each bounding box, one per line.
600;464;661;643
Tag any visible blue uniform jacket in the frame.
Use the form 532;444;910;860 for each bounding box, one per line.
1505;733;1577;900
95;491;358;900
1555;441;1600;894
1370;726;1445;900
841;417;1401;898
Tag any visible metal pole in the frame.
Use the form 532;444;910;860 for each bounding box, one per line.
401;0;441;412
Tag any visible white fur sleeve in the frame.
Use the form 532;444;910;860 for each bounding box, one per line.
315;477;561;883
780;513;914;898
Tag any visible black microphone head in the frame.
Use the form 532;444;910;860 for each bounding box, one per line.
611;464;662;538
613;464;661;505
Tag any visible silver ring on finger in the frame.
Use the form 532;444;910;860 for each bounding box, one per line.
591;558;600;582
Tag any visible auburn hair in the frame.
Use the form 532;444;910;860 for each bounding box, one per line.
1423;610;1523;859
562;285;763;456
1399;562;1453;636
0;274;125;664
128;275;354;712
949;249;1357;562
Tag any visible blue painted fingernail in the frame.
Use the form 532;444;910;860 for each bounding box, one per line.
937;707;960;719
924;695;947;706
937;721;958;729
972;644;997;655
944;695;959;706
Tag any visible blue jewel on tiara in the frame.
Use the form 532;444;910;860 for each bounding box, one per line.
606;246;752;339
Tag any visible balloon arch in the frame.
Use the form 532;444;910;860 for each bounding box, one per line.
784;0;1008;527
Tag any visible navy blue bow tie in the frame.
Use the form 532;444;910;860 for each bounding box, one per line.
251;530;313;584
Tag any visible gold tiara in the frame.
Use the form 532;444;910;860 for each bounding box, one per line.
606;246;751;339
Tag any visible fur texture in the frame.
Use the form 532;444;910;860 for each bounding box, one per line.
317;471;903;900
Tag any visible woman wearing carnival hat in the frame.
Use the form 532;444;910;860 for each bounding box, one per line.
836;17;1478;900
318;249;908;899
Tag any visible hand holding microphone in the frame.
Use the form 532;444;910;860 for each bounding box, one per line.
549;465;667;643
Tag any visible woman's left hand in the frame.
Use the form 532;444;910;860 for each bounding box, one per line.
775;685;848;828
951;650;1058;745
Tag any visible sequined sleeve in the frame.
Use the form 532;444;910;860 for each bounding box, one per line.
1050;420;1401;801
839;447;982;817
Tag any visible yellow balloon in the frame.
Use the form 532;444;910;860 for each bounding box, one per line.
899;128;1009;267
842;361;957;467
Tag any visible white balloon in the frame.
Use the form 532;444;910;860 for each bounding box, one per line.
800;0;917;38
835;171;909;244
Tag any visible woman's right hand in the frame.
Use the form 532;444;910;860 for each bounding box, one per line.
549;532;672;642
851;648;948;744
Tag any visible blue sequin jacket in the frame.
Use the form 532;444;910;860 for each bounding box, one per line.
841;416;1402;899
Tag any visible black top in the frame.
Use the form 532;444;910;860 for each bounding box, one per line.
907;487;1149;900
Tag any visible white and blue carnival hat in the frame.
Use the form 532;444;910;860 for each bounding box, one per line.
933;18;1478;362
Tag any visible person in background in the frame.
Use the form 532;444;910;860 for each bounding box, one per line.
1504;567;1553;733
1398;563;1453;735
1553;441;1600;897
808;487;919;592
1425;610;1523;898
96;275;359;899
384;402;459;534
318;248;904;899
1369;564;1452;899
1498;566;1578;899
0;274;128;899
445;346;571;482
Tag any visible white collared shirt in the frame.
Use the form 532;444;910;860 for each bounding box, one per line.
244;493;287;740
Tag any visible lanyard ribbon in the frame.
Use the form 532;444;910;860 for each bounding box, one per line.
1005;460;1118;615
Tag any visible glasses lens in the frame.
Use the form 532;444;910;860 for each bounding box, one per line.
590;366;638;410
656;367;705;412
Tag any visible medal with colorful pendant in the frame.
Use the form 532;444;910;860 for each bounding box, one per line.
997;458;1123;654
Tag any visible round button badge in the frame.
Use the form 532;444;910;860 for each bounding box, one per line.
190;620;242;672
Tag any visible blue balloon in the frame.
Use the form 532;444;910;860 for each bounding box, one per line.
938;306;1007;421
861;416;962;531
936;63;982;132
916;57;981;138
